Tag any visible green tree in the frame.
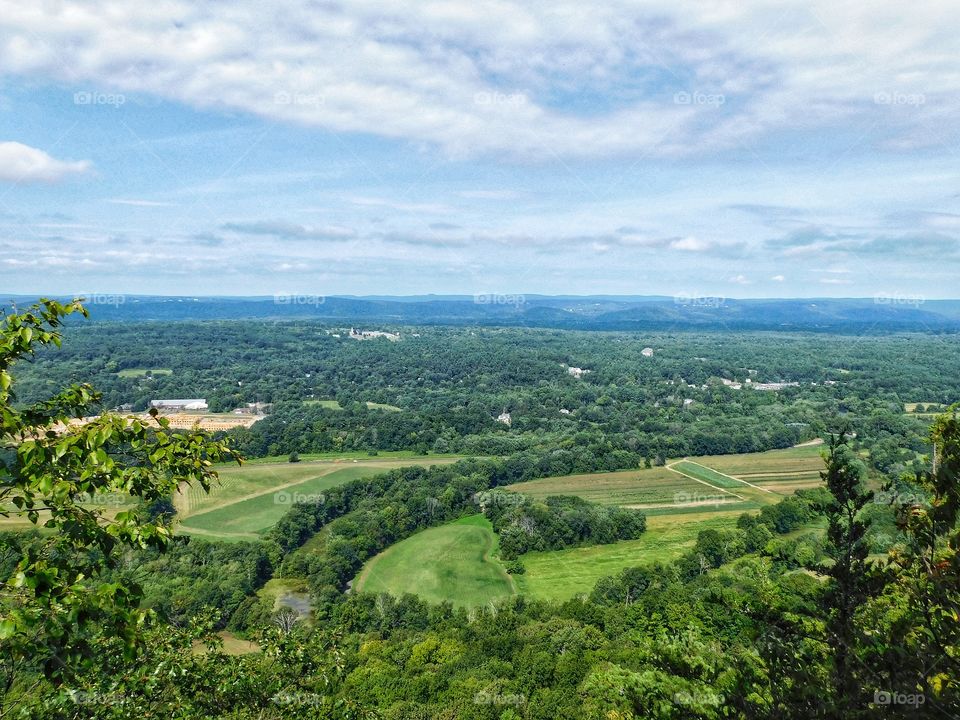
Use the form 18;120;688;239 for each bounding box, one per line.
820;433;873;716
0;300;238;695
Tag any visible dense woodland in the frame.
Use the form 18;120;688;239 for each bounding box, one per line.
1;302;958;718
13;320;954;475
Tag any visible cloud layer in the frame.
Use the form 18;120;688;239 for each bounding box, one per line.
1;1;957;160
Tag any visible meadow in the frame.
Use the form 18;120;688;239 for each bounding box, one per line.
116;367;172;378
353;515;515;607
514;510;748;602
176;455;461;541
503;466;726;506
354;444;828;604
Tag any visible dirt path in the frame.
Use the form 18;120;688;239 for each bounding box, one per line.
176;524;260;540
180;467;341;519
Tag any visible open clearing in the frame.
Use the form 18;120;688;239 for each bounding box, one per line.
505;444;824;512
353;515;515;608
176;455;461;541
117;367;172;377
515;510;747;602
305;399;403;412
503;466;723;506
358;444;827;605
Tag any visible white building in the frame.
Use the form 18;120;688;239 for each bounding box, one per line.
149;399;208;411
496;412;512;425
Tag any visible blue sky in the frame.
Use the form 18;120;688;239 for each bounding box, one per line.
1;1;959;298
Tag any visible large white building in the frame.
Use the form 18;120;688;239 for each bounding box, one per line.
149;399;208;411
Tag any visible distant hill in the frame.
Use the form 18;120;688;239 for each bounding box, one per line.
6;294;960;332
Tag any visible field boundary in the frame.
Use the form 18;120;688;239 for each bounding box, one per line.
664;462;746;500
674;458;776;494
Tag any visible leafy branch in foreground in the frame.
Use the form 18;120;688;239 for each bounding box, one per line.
0;299;239;690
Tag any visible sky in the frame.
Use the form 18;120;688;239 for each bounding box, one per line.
1;1;959;299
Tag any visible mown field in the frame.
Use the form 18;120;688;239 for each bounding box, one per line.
304;399;403;412
514;510;747;602
353;515;515;607
503;466;730;506
356;444;828;605
177;455;462;541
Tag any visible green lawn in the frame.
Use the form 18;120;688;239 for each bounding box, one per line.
303;399;402;412
185;456;462;516
304;399;343;409
116;367;172;377
669;460;746;489
179;456;462;540
515;510;746;602
353;515;515;608
504;466;713;506
179;466;389;539
364;401;403;412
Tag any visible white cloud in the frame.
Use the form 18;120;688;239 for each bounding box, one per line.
1;1;956;160
106;198;175;207
771;274;785;282
0;141;90;182
670;236;709;252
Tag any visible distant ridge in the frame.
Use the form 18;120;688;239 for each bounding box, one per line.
5;295;960;332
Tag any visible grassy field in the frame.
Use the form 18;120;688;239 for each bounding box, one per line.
505;445;825;513
117;367;172;377
503;466;726;506
305;399;402;412
176;455;461;541
669;460;748;489
515;511;746;602
305;399;343;409
354;515;515;608
694;445;825;489
355;443;828;605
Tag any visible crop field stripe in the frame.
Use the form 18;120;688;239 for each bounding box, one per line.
664;463;746;499
181;468;335;517
677;459;776;494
